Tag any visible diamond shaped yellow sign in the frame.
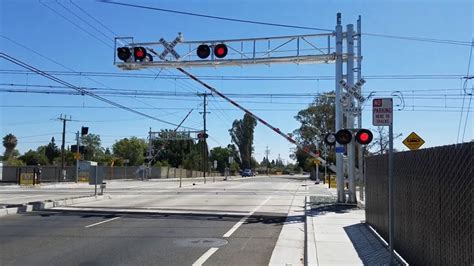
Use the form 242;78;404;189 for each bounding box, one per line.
403;132;425;150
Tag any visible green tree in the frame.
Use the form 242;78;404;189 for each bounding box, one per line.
209;146;231;173
81;134;104;161
292;92;335;171
45;137;60;164
229;113;257;169
3;133;18;160
152;129;204;170
112;137;147;166
6;157;25;166
19;150;48;166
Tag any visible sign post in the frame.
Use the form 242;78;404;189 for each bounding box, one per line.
373;98;395;264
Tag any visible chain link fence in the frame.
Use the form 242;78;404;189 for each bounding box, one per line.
365;142;473;265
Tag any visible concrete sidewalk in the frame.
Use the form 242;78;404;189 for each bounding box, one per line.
306;184;405;265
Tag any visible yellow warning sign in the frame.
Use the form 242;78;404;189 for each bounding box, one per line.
20;173;34;185
74;152;81;160
403;132;425;150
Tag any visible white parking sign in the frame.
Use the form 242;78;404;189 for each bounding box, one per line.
372;98;393;126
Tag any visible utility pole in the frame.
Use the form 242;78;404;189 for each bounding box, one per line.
335;13;345;203
57;114;72;181
75;131;79;182
356;16;365;201
346;23;357;203
265;145;270;176
198;93;211;183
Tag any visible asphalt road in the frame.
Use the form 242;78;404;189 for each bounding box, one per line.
0;175;321;266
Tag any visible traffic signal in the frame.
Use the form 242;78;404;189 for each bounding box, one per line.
197;133;208;139
214;44;228;58
355;129;373;145
117;47;131;62
133;47;147;61
197;44;211;59
81;126;89;136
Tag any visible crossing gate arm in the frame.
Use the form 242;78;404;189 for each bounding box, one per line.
175;67;328;165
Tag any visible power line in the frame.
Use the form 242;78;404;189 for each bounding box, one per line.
1;104;471;112
99;0;472;47
98;0;333;32
70;0;120;37
0;52;198;130
0;36;193;122
55;0;114;42
460;40;474;142
0;85;469;101
1;69;469;81
38;0;113;48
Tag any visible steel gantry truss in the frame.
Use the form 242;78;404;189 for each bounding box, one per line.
115;13;364;204
114;32;356;69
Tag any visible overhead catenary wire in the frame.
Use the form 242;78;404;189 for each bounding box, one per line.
460;40;474;142
0;104;471;113
99;0;473;47
38;0;113;48
0;53;199;130
0;69;469;81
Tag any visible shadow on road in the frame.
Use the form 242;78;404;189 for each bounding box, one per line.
344;223;405;265
17;208;292;226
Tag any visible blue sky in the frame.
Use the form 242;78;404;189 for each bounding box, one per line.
1;0;473;163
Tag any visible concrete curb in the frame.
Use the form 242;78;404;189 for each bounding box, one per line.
0;194;110;218
269;195;306;266
305;195;318;266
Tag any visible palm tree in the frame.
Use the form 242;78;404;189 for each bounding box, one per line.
3;133;18;159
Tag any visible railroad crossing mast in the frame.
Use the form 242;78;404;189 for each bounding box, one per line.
113;14;367;204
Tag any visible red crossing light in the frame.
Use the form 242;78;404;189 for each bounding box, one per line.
355;129;373;145
335;129;352;145
133;47;147;61
214;44;228;58
117;47;131;62
197;44;211;59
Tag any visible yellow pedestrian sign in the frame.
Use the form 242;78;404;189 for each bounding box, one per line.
403;132;425;150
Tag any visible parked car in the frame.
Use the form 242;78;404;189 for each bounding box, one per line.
241;169;254;177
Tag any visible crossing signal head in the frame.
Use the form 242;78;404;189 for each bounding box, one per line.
197;44;211;59
133;47;147;61
197;133;208;139
81;126;89;136
324;133;337;146
117;47;131;62
214;44;228;58
335;129;352;145
355;129;373;145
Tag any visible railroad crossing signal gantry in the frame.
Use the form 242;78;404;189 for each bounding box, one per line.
113;14;364;206
114;33;356;69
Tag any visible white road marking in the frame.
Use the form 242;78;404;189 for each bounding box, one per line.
192;247;219;266
222;195;272;238
85;216;121;228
